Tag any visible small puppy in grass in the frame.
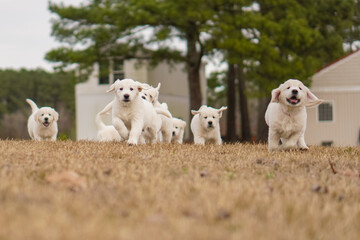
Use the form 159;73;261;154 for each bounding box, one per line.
265;79;324;151
96;101;121;142
191;105;227;145
171;117;186;144
26;98;59;141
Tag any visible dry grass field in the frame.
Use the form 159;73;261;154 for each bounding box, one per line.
0;140;360;240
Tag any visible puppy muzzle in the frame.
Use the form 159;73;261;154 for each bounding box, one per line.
286;96;300;105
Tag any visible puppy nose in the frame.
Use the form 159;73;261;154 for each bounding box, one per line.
172;131;175;136
44;117;49;121
292;89;298;95
124;94;129;99
208;121;213;125
142;96;146;100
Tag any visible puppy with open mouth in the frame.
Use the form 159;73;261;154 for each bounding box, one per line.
26;99;59;141
265;79;324;151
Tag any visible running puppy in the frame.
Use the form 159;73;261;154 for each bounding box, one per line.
107;78;161;145
26;99;59;141
265;79;324;151
141;83;173;143
96;101;121;142
171;117;186;144
191;105;227;145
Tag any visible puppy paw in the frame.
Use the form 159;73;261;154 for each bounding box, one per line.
299;147;309;151
127;139;138;145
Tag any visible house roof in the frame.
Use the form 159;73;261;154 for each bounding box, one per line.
315;48;360;76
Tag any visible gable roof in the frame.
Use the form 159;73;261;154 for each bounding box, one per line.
315;48;360;77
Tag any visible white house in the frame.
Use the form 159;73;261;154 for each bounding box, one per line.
75;59;206;140
306;49;360;147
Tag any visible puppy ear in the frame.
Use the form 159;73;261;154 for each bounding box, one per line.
53;110;59;121
107;80;120;93
217;106;228;118
191;110;200;115
36;112;42;123
156;83;161;91
180;120;186;129
149;94;154;102
304;86;324;107
271;87;281;103
137;83;145;93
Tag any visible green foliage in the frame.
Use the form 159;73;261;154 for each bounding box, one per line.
207;71;227;107
0;69;75;115
47;0;360;100
208;0;360;99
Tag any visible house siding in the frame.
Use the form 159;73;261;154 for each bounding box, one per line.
312;51;360;87
306;49;360;147
306;91;360;147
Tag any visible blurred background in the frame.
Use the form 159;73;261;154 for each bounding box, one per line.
1;0;360;144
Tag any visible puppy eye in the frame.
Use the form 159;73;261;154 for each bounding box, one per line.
41;114;44;116
287;87;290;89
175;127;178;129
119;88;123;91
299;87;302;90
49;114;51;116
130;88;134;91
145;94;147;96
212;116;215;119
204;117;207;119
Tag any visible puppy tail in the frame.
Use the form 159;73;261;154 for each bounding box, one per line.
155;108;172;118
96;101;113;130
95;113;107;130
26;99;39;113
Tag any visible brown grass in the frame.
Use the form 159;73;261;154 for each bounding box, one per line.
0;140;360;240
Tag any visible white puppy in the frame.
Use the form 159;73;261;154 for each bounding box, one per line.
107;78;162;145
265;79;324;151
171;117;186;144
191;105;227;145
141;83;173;143
26;99;59;141
96;101;121;142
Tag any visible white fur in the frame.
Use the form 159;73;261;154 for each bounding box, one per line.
265;79;324;151
171;117;186;144
141;83;174;143
190;105;227;145
107;78;160;145
96;101;121;142
26;99;59;141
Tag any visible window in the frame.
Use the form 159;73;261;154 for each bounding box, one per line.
321;141;333;147
113;59;125;81
99;60;110;85
318;102;333;122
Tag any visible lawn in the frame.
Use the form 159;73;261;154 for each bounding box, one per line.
0;140;359;240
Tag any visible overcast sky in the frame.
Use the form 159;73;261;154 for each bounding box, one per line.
0;0;83;71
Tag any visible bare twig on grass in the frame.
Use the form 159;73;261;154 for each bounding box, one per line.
328;159;337;174
328;159;360;179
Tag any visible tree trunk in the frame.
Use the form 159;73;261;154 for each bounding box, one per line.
186;30;203;141
256;97;270;143
237;64;251;142
186;33;202;112
225;63;237;142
